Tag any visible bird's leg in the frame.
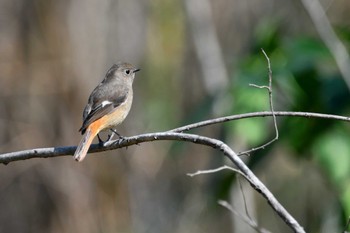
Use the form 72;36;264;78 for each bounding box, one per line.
97;134;104;146
101;130;117;146
110;129;125;140
106;131;116;142
97;132;117;146
108;129;127;147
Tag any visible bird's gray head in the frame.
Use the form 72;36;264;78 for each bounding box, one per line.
104;62;140;85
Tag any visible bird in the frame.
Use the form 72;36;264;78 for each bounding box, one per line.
74;62;140;161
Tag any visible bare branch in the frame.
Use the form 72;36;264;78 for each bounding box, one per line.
218;142;305;233
2;111;350;165
169;111;350;133
218;200;272;233
239;49;278;156
0;130;307;232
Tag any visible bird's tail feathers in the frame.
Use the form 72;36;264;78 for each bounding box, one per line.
74;128;97;162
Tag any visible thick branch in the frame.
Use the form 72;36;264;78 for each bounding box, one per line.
1;109;334;232
1;111;349;164
1;131;304;232
220;141;305;233
1;110;347;233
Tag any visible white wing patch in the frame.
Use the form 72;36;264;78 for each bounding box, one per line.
101;100;113;107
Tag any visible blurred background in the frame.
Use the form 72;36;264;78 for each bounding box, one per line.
1;0;350;232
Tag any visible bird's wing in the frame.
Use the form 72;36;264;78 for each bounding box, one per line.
79;85;128;134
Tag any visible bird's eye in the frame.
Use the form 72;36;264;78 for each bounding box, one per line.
124;69;131;75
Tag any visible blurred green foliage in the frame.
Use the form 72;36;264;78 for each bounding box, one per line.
226;20;350;227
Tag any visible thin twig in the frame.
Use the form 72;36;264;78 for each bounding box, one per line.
188;164;264;232
218;200;272;233
169;111;350;133
239;49;278;156
187;165;247;179
237;177;251;221
188;165;268;232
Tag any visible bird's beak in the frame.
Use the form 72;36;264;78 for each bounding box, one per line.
133;68;141;73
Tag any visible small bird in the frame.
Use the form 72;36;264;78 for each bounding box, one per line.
74;62;140;161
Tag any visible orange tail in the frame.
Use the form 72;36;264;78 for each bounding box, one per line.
74;127;98;162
